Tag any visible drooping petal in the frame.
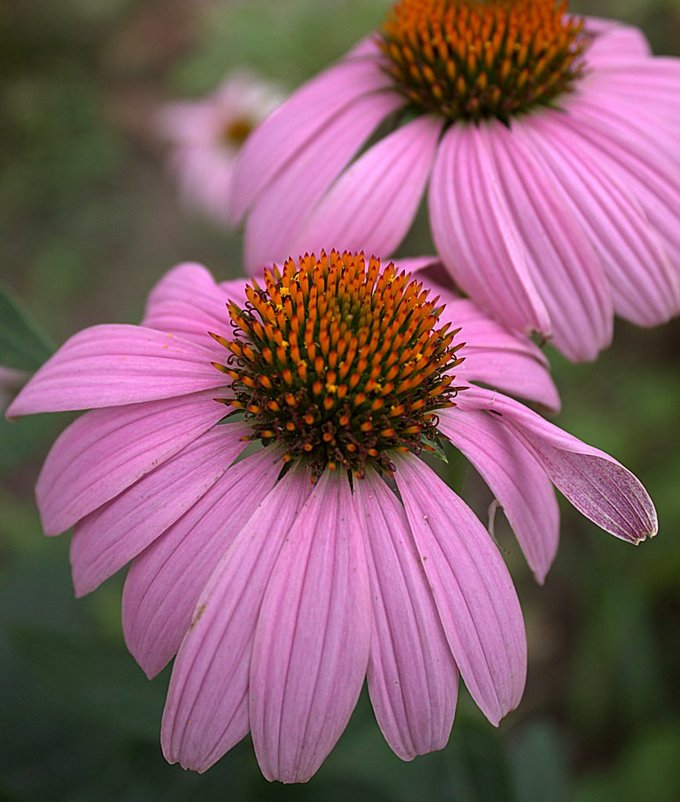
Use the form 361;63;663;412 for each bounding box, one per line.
7;325;227;416
457;387;658;543
356;472;458;760
514;112;680;326
429;123;551;339
555;96;680;269
161;467;314;773
36;391;227;536
293;116;443;259
70;423;248;596
231;46;396;221
571;92;680;174
142;263;245;347
250;472;371;783
479;122;613;361
122;448;282;679
588;59;680;128
394;455;527;727
439;407;559;583
244;91;402;273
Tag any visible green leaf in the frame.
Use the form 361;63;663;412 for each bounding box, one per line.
0;280;55;370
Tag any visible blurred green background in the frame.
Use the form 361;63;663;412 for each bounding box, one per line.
1;1;679;800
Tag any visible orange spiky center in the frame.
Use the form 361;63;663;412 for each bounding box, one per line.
213;251;464;480
379;0;588;123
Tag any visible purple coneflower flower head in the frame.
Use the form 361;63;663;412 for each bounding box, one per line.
231;0;680;361
158;71;283;227
7;252;656;783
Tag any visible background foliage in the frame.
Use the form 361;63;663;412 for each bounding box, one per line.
1;1;679;800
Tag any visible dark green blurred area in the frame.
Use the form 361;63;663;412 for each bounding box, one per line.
1;1;679;800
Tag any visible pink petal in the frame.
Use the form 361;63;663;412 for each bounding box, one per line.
585;17;652;63
142;263;245;348
7;325;226;416
589;59;680;128
345;35;384;60
250;472;371;783
439;408;559;583
514;112;680;326
356;472;458;760
555;97;680;269
429;123;551;339
572;92;680;174
244;91;402;273
231;44;395;221
394;455;527;727
393;256;440;274
123;447;283;678
457;387;658;543
479;122;613;361
293;116;443;259
435;293;560;412
458;343;560;412
37;391;227;536
70;423;248;596
161;467;315;772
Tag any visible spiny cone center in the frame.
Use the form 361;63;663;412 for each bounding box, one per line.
214;251;463;480
379;0;588;123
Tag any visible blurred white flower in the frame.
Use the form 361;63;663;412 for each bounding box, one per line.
158;72;284;227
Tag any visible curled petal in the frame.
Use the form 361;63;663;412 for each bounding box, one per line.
457;387;658;543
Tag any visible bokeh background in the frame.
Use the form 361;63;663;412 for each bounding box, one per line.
1;1;679;800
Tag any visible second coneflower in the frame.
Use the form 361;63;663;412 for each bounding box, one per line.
232;0;680;361
8;252;656;782
158;71;283;227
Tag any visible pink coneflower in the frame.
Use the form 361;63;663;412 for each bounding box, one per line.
231;1;680;361
159;71;283;226
8;252;656;782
